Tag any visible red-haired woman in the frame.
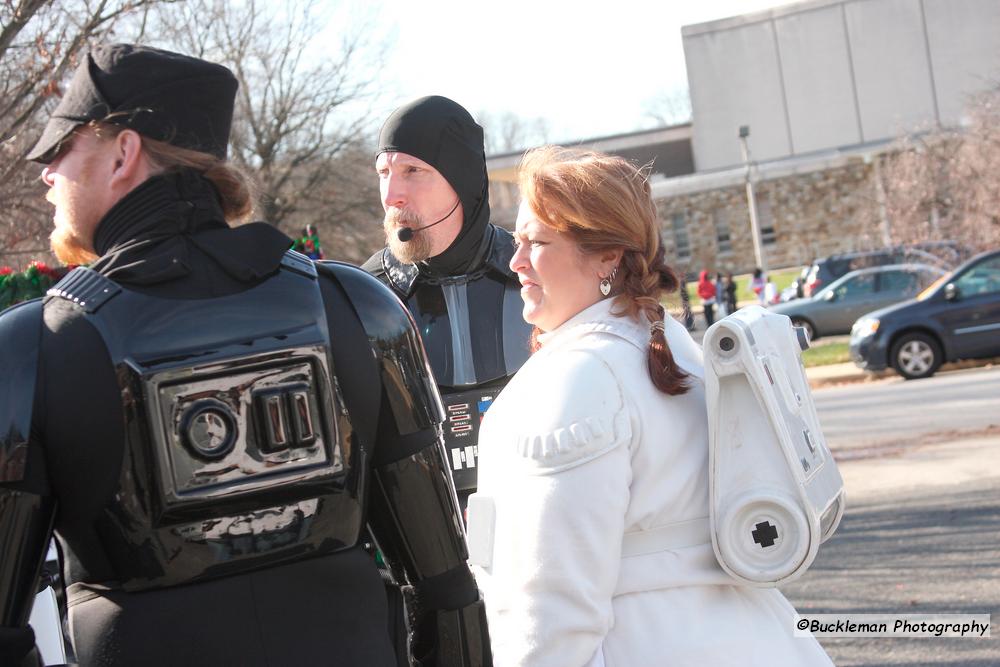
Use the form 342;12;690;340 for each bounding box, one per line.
467;147;832;667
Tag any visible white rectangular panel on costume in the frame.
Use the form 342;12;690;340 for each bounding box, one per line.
703;306;845;586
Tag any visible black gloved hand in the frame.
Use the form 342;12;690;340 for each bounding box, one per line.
403;587;492;667
0;625;40;667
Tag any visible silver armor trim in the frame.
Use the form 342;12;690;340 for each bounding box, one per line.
441;283;478;387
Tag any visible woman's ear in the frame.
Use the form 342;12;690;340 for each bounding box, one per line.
598;248;624;276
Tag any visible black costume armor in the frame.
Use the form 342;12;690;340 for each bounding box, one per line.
364;96;533;498
365;228;530;494
0;171;490;666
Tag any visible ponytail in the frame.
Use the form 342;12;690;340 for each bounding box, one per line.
619;245;689;395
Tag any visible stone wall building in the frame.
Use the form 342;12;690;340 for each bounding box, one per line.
651;146;889;275
486;0;1000;277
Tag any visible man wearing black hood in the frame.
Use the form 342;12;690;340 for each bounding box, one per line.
364;96;533;503
0;46;489;666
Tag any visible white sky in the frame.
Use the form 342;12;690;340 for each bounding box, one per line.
363;0;795;144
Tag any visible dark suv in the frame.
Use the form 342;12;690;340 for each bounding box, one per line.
799;247;952;298
849;248;1000;379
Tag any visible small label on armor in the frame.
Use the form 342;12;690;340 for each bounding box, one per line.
441;387;500;489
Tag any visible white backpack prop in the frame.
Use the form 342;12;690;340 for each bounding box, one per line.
703;306;845;587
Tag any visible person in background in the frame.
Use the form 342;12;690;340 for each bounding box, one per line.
467;146;833;666
764;275;780;305
724;271;738;313
293;223;324;260
750;267;766;305
714;272;727;318
363;94;528;665
363;96;533;506
696;269;716;327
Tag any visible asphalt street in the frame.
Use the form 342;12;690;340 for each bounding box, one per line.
814;365;1000;452
778;370;1000;666
782;439;1000;667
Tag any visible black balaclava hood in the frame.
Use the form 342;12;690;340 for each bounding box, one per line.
377;95;491;276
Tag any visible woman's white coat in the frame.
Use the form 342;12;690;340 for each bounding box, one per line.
470;298;832;667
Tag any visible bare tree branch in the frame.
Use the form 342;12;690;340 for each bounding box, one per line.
0;0;175;269
869;85;1000;254
478;110;550;155
642;87;693;127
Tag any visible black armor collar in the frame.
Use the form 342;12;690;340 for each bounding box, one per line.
89;170;290;286
379;224;518;297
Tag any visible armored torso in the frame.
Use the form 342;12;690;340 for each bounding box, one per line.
46;252;361;591
366;225;532;492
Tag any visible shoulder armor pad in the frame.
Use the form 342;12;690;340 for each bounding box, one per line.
360;249;384;279
316;261;445;433
512;349;631;475
318;260;414;335
280;249;318;278
484;225;518;280
375;248;419;298
0;298;44;482
46;267;120;313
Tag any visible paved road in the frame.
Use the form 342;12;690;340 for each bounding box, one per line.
815;365;1000;452
781;437;1000;666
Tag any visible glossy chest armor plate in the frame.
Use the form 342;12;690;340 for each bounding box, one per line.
48;254;361;591
405;272;532;490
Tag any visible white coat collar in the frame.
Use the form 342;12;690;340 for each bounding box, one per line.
535;296;705;381
536;297;647;351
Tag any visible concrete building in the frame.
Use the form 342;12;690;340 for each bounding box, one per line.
486;0;1000;276
487;124;695;228
686;0;1000;171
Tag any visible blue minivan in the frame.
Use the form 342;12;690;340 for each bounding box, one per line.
850;249;1000;379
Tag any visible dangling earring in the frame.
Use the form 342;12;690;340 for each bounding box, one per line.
599;266;618;297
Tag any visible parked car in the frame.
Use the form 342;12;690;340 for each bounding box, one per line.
850;248;1000;379
799;246;953;298
769;264;946;341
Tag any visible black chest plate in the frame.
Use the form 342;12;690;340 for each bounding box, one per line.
47;256;363;591
406;273;532;490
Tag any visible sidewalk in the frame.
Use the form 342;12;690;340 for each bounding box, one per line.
805;357;999;390
837;433;1000;500
805;361;882;389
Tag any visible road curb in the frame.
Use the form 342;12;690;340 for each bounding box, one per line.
807;357;999;389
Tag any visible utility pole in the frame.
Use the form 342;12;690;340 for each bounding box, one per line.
738;125;767;277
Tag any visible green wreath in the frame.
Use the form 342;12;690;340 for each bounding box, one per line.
0;262;68;312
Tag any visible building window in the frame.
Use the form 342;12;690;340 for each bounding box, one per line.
758;199;777;245
671;213;691;260
713;209;732;254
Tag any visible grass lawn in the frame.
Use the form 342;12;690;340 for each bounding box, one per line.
801;340;851;367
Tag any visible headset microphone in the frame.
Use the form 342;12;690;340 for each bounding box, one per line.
397;199;461;242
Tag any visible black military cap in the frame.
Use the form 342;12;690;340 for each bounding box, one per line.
28;44;238;163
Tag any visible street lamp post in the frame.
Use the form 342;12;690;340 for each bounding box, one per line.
738;125;767;278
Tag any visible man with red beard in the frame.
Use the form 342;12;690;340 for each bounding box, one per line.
0;46;489;666
364;96;533;506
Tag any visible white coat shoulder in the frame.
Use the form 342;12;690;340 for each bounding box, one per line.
492;339;633;476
